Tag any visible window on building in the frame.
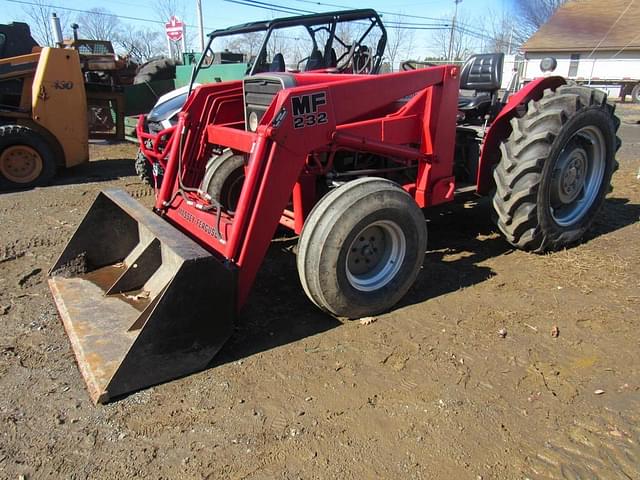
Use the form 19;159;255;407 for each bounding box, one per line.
568;54;580;77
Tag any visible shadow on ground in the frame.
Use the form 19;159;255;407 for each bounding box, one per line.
0;158;136;195
53;159;136;186
214;195;640;367
213;238;342;367
587;197;640;239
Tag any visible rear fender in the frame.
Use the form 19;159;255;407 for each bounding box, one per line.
476;76;566;195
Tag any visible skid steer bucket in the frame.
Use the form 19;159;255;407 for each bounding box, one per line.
48;189;236;404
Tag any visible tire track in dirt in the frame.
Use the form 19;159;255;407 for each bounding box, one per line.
1;235;67;263
522;402;640;479
126;186;154;200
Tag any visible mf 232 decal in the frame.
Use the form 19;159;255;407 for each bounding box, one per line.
291;91;328;129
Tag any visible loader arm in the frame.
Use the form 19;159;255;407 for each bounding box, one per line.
160;65;460;307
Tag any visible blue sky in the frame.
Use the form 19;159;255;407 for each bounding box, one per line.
0;0;514;57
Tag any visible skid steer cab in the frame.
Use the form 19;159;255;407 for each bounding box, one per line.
135;8;386;189
51;32;621;402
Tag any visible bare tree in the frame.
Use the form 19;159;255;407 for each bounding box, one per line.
118;28;165;63
484;10;527;54
75;8;122;41
385;16;416;71
334;21;355;58
514;0;567;39
157;0;187;24
223;32;265;59
430;14;476;61
21;0;68;46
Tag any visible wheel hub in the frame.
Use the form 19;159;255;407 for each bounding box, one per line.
557;148;587;204
348;228;385;276
0;145;43;184
345;220;407;292
549;126;606;227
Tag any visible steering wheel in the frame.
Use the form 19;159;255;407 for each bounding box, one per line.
352;45;372;74
296;56;311;70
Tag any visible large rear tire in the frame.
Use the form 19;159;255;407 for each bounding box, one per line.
199;149;245;213
134;57;176;84
297;177;427;318
492;85;621;252
0;125;56;189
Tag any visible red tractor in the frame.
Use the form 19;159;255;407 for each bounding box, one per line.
49;11;620;403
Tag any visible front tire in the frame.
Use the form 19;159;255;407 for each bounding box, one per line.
199;149;245;213
0;125;56;189
492;85;621;252
134;149;163;188
297;177;427;318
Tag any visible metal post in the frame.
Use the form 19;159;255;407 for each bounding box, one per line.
196;0;205;52
447;0;462;62
181;23;187;55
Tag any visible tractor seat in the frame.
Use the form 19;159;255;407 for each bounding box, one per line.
270;53;285;72
325;47;337;68
457;53;504;111
305;49;324;71
458;93;492;110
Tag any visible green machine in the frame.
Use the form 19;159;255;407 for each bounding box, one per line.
124;49;252;141
175;51;249;87
123;54;249;140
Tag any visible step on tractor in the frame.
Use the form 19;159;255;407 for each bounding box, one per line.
135;9;387;188
49;10;621;403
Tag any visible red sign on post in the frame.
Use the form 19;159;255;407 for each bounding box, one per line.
165;16;184;42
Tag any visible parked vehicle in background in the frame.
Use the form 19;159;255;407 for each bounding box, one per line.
511;53;640;103
0;22;88;189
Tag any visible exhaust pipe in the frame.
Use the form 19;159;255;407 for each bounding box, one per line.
49;189;237;403
50;13;63;47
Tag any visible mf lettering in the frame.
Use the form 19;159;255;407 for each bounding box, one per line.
291;92;328;129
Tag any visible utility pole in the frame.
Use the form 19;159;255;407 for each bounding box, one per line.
181;22;187;54
196;0;205;52
447;0;462;62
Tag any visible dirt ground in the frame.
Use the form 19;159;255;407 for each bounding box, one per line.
1;104;639;480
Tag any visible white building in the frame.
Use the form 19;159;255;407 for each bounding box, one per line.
518;0;640;101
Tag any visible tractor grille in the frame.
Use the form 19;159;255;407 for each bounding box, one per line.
243;75;291;131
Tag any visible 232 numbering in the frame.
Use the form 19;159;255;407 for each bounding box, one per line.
291;91;328;129
293;112;328;128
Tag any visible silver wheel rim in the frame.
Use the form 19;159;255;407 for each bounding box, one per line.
345;220;406;292
549;125;606;227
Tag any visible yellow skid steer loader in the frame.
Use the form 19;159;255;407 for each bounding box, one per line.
0;44;88;189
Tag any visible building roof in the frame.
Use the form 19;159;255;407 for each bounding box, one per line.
522;0;640;53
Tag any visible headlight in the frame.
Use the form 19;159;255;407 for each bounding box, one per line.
248;111;259;132
540;57;557;73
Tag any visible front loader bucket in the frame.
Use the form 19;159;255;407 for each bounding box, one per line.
48;189;236;404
